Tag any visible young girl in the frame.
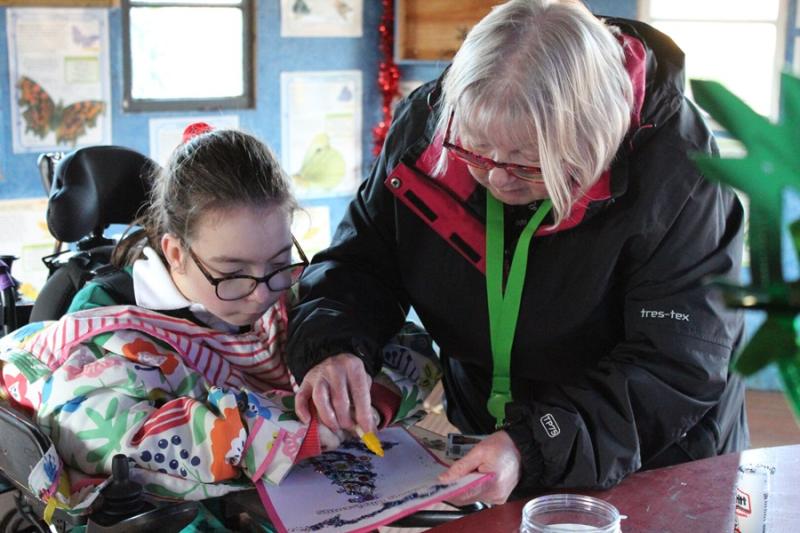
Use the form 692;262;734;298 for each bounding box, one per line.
0;125;440;525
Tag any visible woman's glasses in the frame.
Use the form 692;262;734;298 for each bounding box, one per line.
442;111;544;182
189;235;309;301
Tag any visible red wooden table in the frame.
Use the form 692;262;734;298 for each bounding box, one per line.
429;444;800;532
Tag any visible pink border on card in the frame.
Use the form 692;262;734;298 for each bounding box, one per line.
256;480;286;533
255;427;493;533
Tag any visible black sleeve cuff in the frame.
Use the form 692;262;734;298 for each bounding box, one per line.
503;401;545;490
287;335;383;382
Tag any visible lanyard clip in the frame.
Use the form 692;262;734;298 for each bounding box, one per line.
487;391;510;428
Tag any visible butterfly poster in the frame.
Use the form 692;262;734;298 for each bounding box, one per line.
257;426;489;533
280;0;363;37
6;8;111;153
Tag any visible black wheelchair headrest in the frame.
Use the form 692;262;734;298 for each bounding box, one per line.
47;145;159;243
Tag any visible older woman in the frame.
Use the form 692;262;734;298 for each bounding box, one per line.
287;0;747;504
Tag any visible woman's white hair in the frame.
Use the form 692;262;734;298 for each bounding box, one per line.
433;0;633;225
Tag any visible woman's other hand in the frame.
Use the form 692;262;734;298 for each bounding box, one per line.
294;353;374;433
438;430;522;505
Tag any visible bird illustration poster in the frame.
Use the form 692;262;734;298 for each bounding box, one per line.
281;71;362;199
6;8;111;153
258;426;488;533
280;0;363;37
291;205;332;257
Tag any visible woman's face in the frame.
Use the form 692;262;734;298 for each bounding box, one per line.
162;204;294;326
458;132;550;205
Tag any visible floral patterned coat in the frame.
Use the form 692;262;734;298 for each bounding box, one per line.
0;303;440;517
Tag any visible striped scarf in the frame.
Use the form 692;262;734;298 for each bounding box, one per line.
22;302;296;392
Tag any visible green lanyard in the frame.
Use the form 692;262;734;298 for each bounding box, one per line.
485;193;552;427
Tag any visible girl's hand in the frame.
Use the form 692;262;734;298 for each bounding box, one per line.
318;423;346;451
318;407;381;452
438;431;522;505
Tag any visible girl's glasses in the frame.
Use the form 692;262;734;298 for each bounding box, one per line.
189;235;309;301
442;111;544;182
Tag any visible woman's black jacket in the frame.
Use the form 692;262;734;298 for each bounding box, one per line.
287;18;748;490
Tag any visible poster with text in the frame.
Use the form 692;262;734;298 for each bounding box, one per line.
7;8;111;153
280;0;363;37
0;198;55;299
281;70;362;199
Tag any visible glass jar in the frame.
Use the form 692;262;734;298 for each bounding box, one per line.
520;494;621;532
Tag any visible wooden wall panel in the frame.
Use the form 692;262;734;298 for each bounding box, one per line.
396;0;495;61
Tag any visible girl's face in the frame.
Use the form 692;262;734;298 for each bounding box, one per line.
162;204;294;327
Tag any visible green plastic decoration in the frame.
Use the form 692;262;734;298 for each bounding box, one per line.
690;74;800;422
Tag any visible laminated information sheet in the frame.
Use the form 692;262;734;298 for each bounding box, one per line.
258;426;489;533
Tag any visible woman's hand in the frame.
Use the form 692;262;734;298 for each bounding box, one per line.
438;431;522;505
295;353;374;433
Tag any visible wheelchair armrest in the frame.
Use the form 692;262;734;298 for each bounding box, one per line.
86;501;199;533
0;405;200;532
0;401;94;529
0;399;52;490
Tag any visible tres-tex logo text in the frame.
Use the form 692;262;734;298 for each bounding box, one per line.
640;308;690;321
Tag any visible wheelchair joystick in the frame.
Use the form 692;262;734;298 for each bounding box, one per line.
87;454;151;529
86;454;199;533
102;455;146;517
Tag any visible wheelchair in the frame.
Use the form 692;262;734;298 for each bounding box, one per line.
0;145;480;532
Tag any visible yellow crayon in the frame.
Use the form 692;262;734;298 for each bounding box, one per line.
355;425;384;457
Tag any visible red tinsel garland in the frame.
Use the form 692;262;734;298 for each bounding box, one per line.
372;0;400;155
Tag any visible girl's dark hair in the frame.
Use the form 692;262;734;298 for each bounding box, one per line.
113;129;297;266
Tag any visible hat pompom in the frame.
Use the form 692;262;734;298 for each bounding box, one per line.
182;122;214;144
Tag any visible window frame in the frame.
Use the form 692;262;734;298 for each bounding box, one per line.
121;0;255;112
637;0;789;121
